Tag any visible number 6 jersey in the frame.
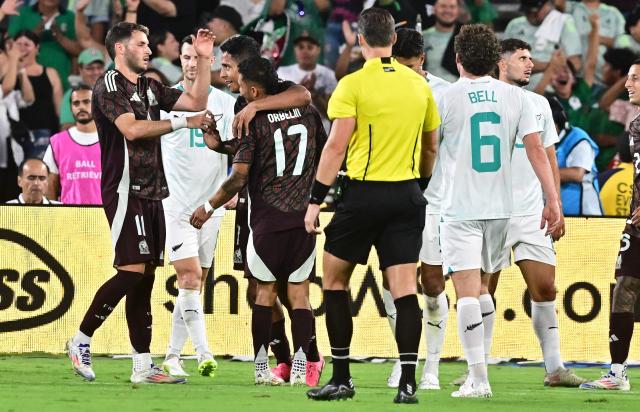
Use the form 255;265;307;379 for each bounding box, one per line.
438;76;541;221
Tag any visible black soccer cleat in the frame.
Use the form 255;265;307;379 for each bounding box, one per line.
306;379;355;401
393;384;418;404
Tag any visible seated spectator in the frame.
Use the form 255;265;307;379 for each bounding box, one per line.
598;133;634;216
614;7;640;56
14;30;62;159
59;48;105;129
149;30;182;85
323;0;364;69
465;0;497;26
423;0;461;83
7;157;61;204
505;0;582;90
43;84;101;205
206;5;244;88
8;0;81;91
549;95;603;216
277;33;336;133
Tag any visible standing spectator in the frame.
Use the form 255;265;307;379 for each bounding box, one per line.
8;0;81;90
136;0;197;43
505;0;582;90
43;84;101;205
206;5;243;88
7;157;60;204
423;0;461;83
14;30;62;159
59;47;105;129
323;0;364;69
277;33;336;133
465;0;497;25
614;7;640;55
149;30;181;85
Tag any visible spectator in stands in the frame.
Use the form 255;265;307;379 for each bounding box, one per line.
334;18;364;80
206;5;244;89
43;84;101;205
136;0;197;43
615;7;640;55
465;0;497;26
374;0;421;28
222;0;265;25
278;32;336;133
422;0;460;83
6;157;60;204
59;48;105;130
82;0;111;43
149;30;181;85
323;0;365;68
598;133;634;216
14;30;62;159
505;0;582;90
549;95;603;216
8;0;81;91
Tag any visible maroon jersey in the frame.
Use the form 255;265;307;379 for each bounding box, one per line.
626;115;640;238
93;70;182;203
234;105;327;235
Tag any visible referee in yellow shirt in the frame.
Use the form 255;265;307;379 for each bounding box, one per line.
304;8;441;404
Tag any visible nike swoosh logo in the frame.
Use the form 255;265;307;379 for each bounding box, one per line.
427;321;443;329
184;309;199;314
171;243;183;252
481;311;495;318
465;321;483;332
548;326;558;330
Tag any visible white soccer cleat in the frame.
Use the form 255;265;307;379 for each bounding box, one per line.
387;360;402;388
580;370;630;391
255;364;283;385
451;379;492;398
290;348;307;386
66;338;96;381
162;356;189;377
418;371;440;390
131;365;186;384
198;355;218;378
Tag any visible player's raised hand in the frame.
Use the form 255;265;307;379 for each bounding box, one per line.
304;204;322;235
630;206;640;226
541;200;562;236
193;29;215;58
187;110;214;133
0;0;23;16
233;103;257;138
190;204;212;229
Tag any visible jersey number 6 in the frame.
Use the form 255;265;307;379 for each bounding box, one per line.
470;111;501;173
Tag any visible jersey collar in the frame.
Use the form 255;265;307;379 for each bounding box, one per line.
363;56;397;69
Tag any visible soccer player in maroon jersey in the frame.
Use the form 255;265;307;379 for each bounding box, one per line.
191;56;327;386
66;22;216;384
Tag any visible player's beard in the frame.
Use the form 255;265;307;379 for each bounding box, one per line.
515;78;530;87
75;112;94;124
125;51;147;74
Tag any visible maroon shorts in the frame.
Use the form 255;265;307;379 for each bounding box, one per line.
615;230;640;278
233;189;251;277
103;193;165;267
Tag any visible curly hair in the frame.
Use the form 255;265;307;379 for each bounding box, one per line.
454;24;501;76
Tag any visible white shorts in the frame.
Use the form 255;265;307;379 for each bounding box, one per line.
440;219;509;274
419;213;442;265
165;211;223;268
497;214;556;270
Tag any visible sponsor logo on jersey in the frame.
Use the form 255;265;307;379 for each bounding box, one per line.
139;239;150;255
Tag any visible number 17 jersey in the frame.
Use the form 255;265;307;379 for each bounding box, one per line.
439;76;541;221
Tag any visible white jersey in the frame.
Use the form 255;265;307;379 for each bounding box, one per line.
161;85;236;217
439;76;541;221
424;73;450;213
511;90;560;216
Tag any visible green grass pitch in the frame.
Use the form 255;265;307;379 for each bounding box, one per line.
1;356;640;411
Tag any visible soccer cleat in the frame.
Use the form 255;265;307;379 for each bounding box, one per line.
306;356;325;387
131;365;187;384
418;371;440;390
451;379;492;398
198;356;218;378
307;379;355;401
579;370;630;391
544;367;587;387
66;338;96;381
387;360;402;388
452;370;469;386
290;349;307;386
271;362;291;383
256;362;285;385
162;356;189;377
393;384;418;404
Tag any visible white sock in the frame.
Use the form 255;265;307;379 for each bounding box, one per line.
531;300;563;373
178;289;212;359
424;292;448;377
479;294;495;364
166;298;188;359
457;297;487;385
132;352;152;372
73;331;91;345
382;287;397;336
611;363;626;376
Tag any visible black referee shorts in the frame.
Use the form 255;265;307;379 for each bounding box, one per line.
324;179;426;270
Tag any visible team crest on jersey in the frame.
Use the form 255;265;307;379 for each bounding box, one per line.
234;249;242;264
139;239;150;255
147;88;158;106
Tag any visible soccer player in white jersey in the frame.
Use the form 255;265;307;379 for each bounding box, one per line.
487;38;587;388
160;35;236;377
384;28;450;391
438;25;561;398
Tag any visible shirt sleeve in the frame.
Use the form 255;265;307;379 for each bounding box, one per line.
93;75;134;123
566;140;595;171
42;145;58;174
541;99;560;147
423;85;441;132
233;125;256;165
149;78;182;112
327;77;357;120
518;91;543;141
560;16;583;57
220;95;236;142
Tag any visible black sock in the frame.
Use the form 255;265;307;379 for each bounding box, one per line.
291;309;313;357
252;304;273;360
324;290;352;383
270;318;291;365
125;274;155;354
610;312;634;364
307;314;320;362
395;295;422;392
79;269;144;337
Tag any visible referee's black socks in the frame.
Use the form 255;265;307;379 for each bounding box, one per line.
395;294;422;392
324;290;353;383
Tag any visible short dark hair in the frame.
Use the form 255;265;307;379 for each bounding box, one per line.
454;24;501;76
220;35;261;64
633;58;640;67
237;57;279;95
358;8;395;48
500;38;531;55
180;35;193;54
149;30;171;57
69;83;93;104
13;30;39;46
105;22;150;60
626;7;640;33
392;28;423;59
18;158;49;176
546;94;568;129
603;48;638;76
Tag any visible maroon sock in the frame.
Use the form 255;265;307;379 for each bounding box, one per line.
252;304;273;359
270;318;292;365
291;309;313;358
610;312;634;364
125;274;155;354
79;270;144;337
307;314;320;362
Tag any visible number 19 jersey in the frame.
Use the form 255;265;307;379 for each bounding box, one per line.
439;76;541;221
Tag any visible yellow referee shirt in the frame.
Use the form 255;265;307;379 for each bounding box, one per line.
327;57;441;182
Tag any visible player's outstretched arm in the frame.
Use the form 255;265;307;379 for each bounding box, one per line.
173;29;215;112
202;128;239;155
115;111;213;140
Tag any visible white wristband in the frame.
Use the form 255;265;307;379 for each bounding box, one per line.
170;116;188;131
203;200;214;214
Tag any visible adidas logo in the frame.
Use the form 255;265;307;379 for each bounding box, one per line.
130;92;142;102
610;334;619;343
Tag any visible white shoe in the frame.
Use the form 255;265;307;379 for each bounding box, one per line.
387;360;402;388
162;356;189;377
198;355;218;378
66;338;96;381
131;365;186;384
580;369;630;391
451;379;492;398
290;349;307;386
418;371;440;390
